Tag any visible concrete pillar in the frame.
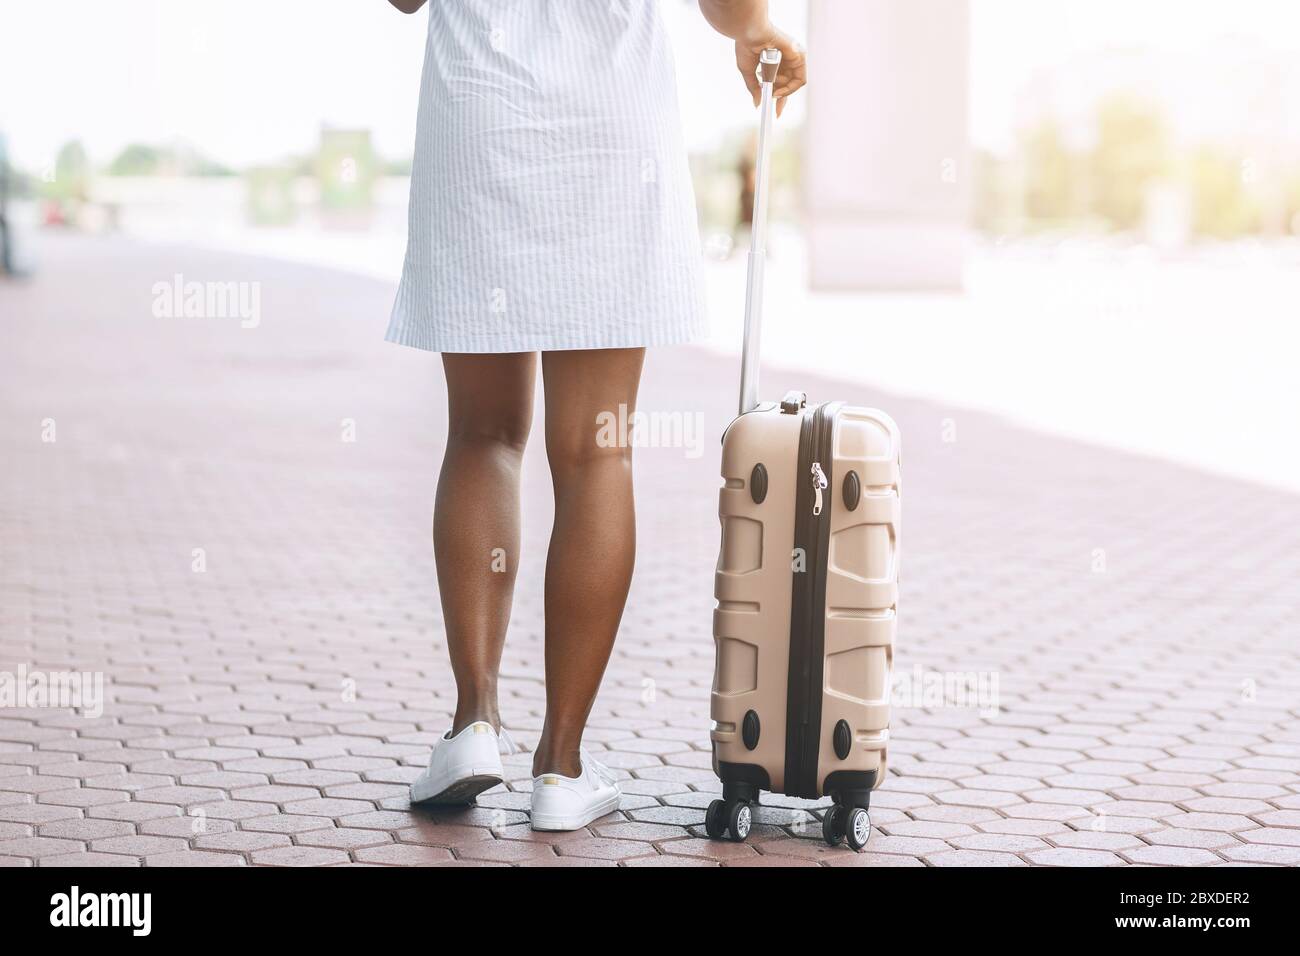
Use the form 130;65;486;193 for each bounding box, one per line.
803;0;970;290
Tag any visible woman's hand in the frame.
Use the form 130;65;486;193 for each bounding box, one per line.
734;26;806;116
697;2;806;117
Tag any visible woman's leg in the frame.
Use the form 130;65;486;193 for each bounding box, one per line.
435;352;536;734
533;347;646;777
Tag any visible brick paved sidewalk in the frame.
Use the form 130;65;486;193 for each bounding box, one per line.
1;234;1298;867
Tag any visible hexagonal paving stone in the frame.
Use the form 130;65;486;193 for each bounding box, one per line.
0;836;84;859
281;797;377;818
0;804;82;825
554;837;657;861
40;852;141;867
1170;812;1259;833
949;833;1050;853
934;789;1025;809
1143;828;1241;850
39;788;132;809
1237;828;1300;847
515;856;618;868
251;846;352;866
975;818;1068;837
1217;844;1300;865
927;849;1029;867
1026;847;1125;866
1047;830;1144;851
456;840;560;864
146;851;247;867
38;818;135;841
593;820;688;842
879;817;977;840
1121;845;1223;866
194;831;291;852
819;852;924;868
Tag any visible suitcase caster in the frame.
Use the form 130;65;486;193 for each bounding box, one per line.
823;806;870;851
706;798;752;842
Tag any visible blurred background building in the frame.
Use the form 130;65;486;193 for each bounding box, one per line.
3;0;1299;489
805;0;970;289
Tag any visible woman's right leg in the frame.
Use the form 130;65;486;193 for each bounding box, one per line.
435;352;536;734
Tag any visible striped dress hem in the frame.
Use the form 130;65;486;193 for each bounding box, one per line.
384;317;707;354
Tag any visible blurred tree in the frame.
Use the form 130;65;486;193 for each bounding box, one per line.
1187;147;1259;238
108;143;164;176
246;165;296;226
970;149;1021;237
50;140;91;201
1022;120;1081;226
382;156;414;177
107;143;233;177
317;128;377;212
1088;95;1169;231
1283;170;1300;237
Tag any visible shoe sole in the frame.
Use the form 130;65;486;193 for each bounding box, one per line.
410;770;503;807
529;790;621;831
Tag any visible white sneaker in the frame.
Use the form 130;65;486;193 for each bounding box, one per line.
529;750;621;831
410;721;518;806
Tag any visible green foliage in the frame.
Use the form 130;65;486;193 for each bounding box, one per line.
971;148;1020;237
1088;95;1169;230
108;143;164;176
1022;120;1083;225
973;91;1299;240
106;142;234;177
316;129;377;210
1187;147;1258;238
246;165;296;226
48;140;91;200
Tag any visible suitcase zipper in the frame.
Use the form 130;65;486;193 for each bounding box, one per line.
810;462;827;515
785;402;839;798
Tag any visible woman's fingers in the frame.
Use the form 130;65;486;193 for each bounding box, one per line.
737;29;806;110
735;45;763;106
772;38;807;98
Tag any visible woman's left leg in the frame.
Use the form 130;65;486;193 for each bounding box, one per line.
532;347;646;777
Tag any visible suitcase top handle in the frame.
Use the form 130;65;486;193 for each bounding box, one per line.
737;48;782;416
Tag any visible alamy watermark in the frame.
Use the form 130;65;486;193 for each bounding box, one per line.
151;273;261;329
0;665;104;718
595;403;704;459
50;886;150;936
892;665;1000;719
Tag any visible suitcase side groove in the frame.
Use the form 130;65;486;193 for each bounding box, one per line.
783;402;840;799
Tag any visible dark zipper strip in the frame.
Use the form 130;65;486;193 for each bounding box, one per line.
783;402;838;798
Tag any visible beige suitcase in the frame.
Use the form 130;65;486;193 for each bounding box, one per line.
706;51;902;851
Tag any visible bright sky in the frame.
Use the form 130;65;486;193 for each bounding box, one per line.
4;0;1300;170
1;0;805;170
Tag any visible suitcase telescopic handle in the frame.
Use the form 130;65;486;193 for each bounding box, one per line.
737;47;781;415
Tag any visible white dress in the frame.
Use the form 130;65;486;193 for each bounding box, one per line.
387;0;707;353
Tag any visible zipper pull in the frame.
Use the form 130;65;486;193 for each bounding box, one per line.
810;461;827;516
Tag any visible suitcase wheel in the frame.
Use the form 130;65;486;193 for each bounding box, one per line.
705;799;728;840
823;806;871;851
706;798;752;842
727;801;753;842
